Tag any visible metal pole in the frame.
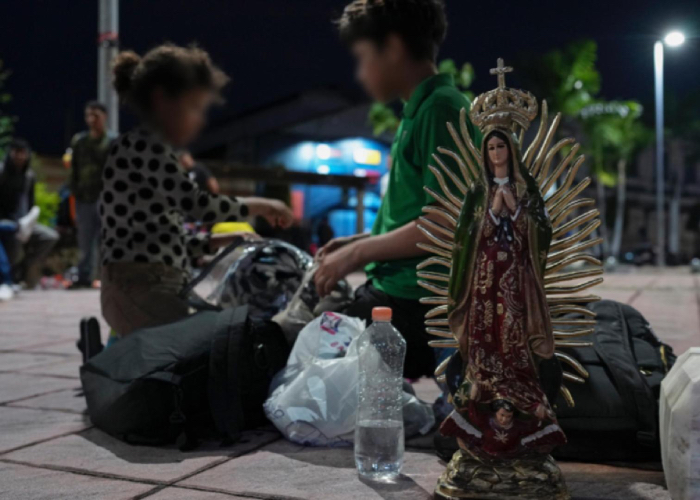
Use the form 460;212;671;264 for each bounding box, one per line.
98;0;119;133
356;187;365;234
654;41;665;267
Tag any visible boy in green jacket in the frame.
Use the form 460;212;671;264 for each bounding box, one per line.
315;0;481;378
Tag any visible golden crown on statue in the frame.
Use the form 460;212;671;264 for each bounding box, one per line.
469;58;539;133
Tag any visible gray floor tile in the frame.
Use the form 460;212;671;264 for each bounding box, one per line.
5;428;280;483
9;388;86;414
0;372;78;404
0;406;89;454
145;487;250;499
180;439;443;500
20;359;82;379
0;461;154;499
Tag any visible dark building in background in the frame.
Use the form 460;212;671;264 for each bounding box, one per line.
194;87;392;242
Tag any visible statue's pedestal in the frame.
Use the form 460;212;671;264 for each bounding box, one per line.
434;449;569;500
660;347;700;500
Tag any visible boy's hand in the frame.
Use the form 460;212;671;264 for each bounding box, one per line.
314;240;363;297
246;198;294;228
316;233;369;260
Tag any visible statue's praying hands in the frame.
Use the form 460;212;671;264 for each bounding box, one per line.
491;185;516;214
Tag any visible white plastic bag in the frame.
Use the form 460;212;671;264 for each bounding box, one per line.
264;312;435;447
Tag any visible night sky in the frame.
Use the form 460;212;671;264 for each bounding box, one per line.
1;0;698;154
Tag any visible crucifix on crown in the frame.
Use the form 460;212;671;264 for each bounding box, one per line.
490;58;513;89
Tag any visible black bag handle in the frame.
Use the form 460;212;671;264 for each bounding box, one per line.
179;238;245;299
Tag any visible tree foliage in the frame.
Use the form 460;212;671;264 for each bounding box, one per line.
579;100;651;185
34;181;60;227
517;40;601;118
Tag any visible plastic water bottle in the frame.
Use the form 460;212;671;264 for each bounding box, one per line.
355;307;406;481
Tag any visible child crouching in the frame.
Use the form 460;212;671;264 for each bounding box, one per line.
102;44;293;337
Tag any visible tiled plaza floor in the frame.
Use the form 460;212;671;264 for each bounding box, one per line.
1;268;697;499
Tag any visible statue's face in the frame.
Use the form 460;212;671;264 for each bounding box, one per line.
495;407;514;427
487;135;509;172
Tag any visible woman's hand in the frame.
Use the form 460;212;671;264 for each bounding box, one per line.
501;186;517;212
491;188;504;213
245;198;294;228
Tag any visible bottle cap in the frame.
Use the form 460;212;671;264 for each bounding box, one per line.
372;307;392;322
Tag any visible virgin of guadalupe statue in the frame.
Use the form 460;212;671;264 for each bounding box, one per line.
416;59;604;500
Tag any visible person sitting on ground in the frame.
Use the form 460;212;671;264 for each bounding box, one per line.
0;138;59;289
0;211;40;300
178;150;220;194
102;43;294;337
314;0;481;379
68;101;117;289
0;235;15;301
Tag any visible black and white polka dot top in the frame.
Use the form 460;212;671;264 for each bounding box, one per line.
99;125;247;273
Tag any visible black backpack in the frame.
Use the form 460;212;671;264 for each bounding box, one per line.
80;306;289;449
553;300;676;461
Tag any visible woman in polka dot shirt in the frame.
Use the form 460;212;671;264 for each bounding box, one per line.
101;44;293;337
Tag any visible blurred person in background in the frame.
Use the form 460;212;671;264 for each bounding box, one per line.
315;0;481;379
178;150;220;194
101;43;293;337
0;138;57;289
69;101;116;288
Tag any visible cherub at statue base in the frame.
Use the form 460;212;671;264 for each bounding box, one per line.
434;448;570;500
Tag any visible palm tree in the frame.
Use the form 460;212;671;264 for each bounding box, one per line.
666;90;700;261
516;40;601;120
518;41;611;256
579;101;651;260
578;110;616;256
603;102;651;260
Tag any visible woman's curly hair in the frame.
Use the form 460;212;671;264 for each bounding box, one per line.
112;43;229;113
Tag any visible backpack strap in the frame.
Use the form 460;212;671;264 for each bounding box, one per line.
179;239;245;299
592;301;658;448
208;306;249;443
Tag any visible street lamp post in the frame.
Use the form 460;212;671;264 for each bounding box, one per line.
654;30;685;267
98;0;120;133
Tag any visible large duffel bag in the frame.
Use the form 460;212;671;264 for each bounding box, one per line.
80;306;289;449
553;299;676;461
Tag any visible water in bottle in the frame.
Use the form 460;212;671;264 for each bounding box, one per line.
354;306;406;482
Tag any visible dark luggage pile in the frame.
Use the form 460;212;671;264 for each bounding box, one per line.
81;306;289;449
81;234;677;461
553;299;676;462
437;299;676;463
202;239;313;321
80;238;355;449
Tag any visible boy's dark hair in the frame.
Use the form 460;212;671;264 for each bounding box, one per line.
336;0;447;61
85;101;108;114
111;43;229;114
9;137;30;151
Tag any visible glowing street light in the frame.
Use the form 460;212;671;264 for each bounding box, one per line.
664;31;686;48
653;30;686;266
